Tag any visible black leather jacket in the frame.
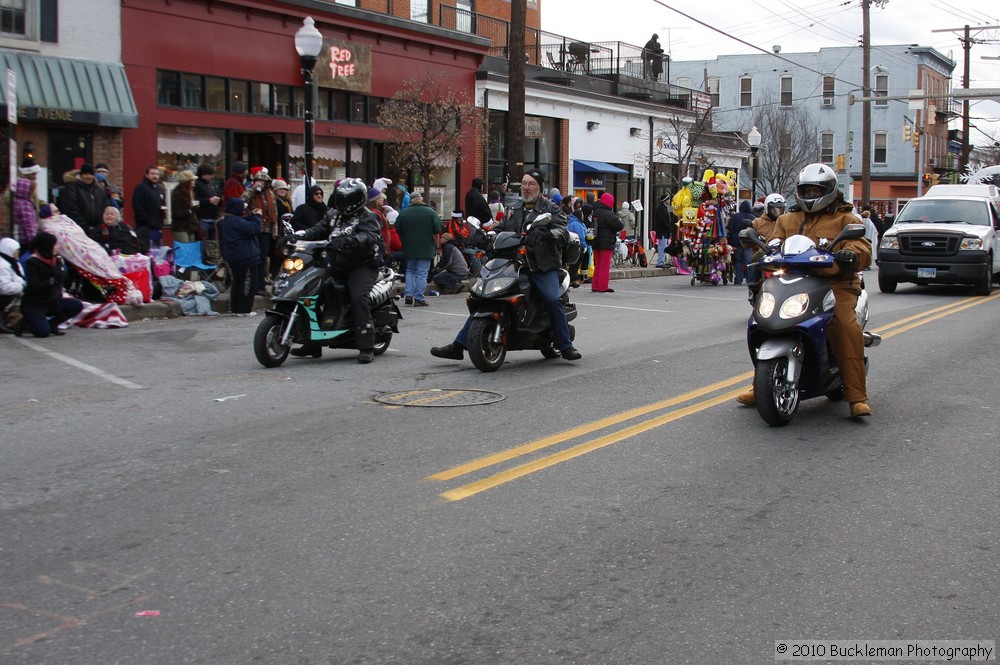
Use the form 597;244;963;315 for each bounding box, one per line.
298;208;383;271
496;197;568;273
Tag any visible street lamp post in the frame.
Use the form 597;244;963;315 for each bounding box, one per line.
295;17;324;189
747;126;762;202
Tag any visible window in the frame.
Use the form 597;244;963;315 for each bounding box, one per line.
274;86;292;116
251;82;271;114
411;0;429;23
456;0;473;33
823;76;835;106
873;132;887;164
316;89;330;120
739;77;752;108
230;79;249;113
780;132;792;162
820;132;834;164
0;0;27;37
780;76;793;107
333;0;358;5
157;71;180;107
331;92;349;122
677;77;691;89
350;95;367;123
874;73;888;107
206;77;226;111
707;78;720;108
180;74;203;109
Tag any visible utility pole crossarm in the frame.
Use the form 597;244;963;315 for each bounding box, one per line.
849;89;1000;103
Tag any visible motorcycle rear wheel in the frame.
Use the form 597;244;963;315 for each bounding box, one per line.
468;318;506;372
540;343;560;359
254;313;291;368
754;357;798;427
373;332;392;356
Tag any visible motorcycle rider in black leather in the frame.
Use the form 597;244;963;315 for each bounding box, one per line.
289;178;384;364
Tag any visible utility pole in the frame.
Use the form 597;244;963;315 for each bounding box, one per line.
931;24;1000;174
504;0;526;190
860;0;873;209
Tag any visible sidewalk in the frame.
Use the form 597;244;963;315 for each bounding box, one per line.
119;265;678;321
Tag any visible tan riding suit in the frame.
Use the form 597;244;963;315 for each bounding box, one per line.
770;203;872;405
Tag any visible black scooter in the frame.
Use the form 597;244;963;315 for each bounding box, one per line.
464;214;578;372
253;235;401;367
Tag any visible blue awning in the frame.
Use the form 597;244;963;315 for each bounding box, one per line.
573;159;629;174
0;52;138;128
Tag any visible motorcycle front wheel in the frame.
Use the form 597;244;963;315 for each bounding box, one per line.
373;332;392;356
468;318;507;372
754;357;799;427
254;313;291;368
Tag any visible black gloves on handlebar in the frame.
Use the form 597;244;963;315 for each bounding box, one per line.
276;235;295;251
834;249;859;271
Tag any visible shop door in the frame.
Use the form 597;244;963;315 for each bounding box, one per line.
48;130;91;203
233;133;287;181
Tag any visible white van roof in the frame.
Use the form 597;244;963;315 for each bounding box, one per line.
923;184;1000;199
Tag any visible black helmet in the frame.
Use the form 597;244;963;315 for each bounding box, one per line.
795;163;839;213
333;178;368;217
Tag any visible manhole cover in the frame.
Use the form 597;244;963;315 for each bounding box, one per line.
373;389;505;407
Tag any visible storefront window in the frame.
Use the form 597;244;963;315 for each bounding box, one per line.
230;80;249;113
349;139;368;180
206;77;226;111
156;125;225;180
181;74;203;109
331;92;349;122
351;96;367;123
274;86;292;116
288;137;348;188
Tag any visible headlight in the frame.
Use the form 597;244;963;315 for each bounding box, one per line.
470;278;484;296
281;257;305;274
779;293;810;319
480;276;517;296
960;238;983;250
880;235;899;250
758;292;776;318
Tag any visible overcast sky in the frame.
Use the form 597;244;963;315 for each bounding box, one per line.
542;0;1000;146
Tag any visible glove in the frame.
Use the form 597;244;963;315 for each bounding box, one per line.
276;235;294;250
834;249;859;271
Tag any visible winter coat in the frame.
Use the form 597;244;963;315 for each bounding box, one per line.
464;188;493;227
290;200;328;233
653;202;676;239
61;179;110;235
591;201;624;250
194;178;221;220
218;212;261;269
22;255;65;314
394;203;442;260
170;185;201;236
567;214;589;251
0;252;26;297
727;200;756;246
299;209;384;272
496;196;568;273
437;241;470;279
131;178;166;230
617;208;636;234
96;223;142;255
772;201;872;289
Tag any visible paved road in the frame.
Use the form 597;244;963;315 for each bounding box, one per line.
2;275;998;663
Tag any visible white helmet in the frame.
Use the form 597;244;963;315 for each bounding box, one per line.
763;193;786;220
795;163;840;213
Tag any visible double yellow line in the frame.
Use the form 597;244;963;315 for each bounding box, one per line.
428;293;999;501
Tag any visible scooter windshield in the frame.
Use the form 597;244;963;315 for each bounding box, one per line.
782;234;816;255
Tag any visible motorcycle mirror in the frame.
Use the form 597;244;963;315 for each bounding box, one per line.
739;227;766;249
830;223;866;248
766;237;782;249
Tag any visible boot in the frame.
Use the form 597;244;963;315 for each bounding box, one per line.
291;344;322;358
736;385;755;406
358;348;375;364
850;401;872;418
430;342;464;360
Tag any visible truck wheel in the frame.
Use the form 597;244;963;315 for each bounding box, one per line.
878;273;897;294
973;261;993;296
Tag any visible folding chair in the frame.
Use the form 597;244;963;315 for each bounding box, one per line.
174;241;223;285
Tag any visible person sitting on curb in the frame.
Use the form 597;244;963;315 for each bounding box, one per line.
430;233;470;294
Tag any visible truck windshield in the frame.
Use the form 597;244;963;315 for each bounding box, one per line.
896;200;990;226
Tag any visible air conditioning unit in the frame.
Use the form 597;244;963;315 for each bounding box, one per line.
822;97;833;106
928;157;937;166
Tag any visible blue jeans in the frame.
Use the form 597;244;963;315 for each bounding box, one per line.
200;219;217;240
405;258;431;301
731;246;751;285
656;237;670;267
456;269;572;351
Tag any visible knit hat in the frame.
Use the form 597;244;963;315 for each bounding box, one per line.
368;187;384;202
79;163;95;175
660;193;671;203
549;187;562;203
271;179;289;191
19;158;39;176
451;210;464;219
39;204;55;219
176;170;197;184
231;161;248;175
224;197;245;215
523;169;544;188
600;192;615;208
410;192;423;203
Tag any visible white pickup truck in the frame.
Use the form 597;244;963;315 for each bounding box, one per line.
877;184;1000;296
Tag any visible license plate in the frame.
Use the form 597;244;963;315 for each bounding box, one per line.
917;267;937;279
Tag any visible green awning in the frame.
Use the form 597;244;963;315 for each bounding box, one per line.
0;52;138;128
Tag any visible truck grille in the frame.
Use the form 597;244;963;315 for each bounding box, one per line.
899;234;959;256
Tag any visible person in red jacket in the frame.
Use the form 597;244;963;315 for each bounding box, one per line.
223;162;248;201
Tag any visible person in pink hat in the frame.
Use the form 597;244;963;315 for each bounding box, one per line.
590;192;623;292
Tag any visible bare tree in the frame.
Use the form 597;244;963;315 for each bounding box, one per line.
657;105;714;188
377;73;483;199
749;94;821;197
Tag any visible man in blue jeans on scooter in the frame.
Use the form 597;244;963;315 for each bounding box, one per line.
430;169;582;362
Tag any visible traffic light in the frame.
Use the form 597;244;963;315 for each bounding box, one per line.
911;130;920;148
931;174;940;186
923;174;932;185
903;125;911;142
